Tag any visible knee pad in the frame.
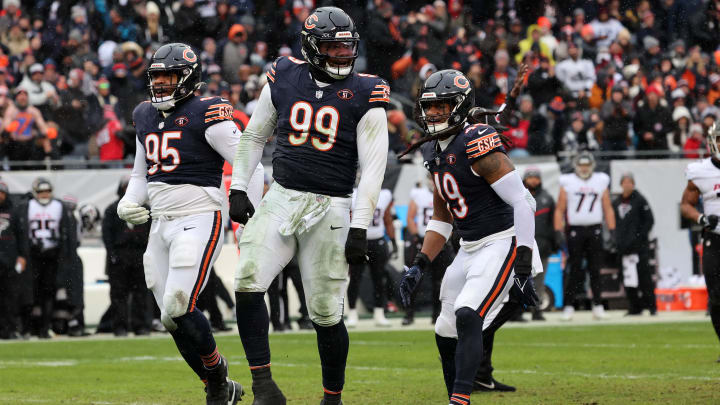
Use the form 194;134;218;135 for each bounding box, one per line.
434;312;457;339
235;259;260;292
163;289;190;319
308;293;342;327
161;312;178;332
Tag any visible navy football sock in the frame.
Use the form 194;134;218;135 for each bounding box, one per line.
435;334;457;398
453;307;484;396
172;309;220;369
235;292;271;369
169;328;207;383
313;321;348;397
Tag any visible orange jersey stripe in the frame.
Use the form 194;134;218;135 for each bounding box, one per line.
189;211;221;311
369;98;390;103
478;247;516;317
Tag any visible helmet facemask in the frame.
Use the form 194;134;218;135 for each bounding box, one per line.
574;153;596;180
303;36;358;80
148;66;198;111
418;94;466;138
708;122;720;160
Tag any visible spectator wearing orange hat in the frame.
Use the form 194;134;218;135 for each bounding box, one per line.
536;16;558;56
633;84;673;155
221;24;248;84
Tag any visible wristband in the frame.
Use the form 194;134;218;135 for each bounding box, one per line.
426;219;452;241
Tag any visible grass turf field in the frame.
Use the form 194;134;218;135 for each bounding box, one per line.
0;321;718;404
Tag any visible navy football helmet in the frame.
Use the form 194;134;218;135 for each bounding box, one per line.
300;7;359;81
147;43;201;110
416;69;475;138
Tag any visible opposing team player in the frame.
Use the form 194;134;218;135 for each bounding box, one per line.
554;152;615;321
398;68;540;405
346;187;395;327
681;123;720;361
117;43;263;405
228;7;389;405
403;176;453;325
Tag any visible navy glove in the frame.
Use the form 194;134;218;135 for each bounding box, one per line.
699;214;719;231
229;189;255;225
510;245;539;308
399;253;430;308
345;227;368;265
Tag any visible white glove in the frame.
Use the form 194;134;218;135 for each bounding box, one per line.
117;200;150;224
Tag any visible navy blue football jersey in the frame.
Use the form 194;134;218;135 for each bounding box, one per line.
421;123;513;241
266;56;390;196
133;96;233;188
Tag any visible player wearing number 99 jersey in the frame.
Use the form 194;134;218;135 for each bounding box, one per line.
398;69;541;405
119;43;264;405
228;7;388;405
554;151;615;321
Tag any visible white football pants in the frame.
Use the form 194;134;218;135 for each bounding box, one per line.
435;236;517;339
234;182;351;326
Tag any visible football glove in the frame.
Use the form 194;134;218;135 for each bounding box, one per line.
117;200;149;225
345;227;368;265
399;253;430;308
698;214;719;231
229;189;255;225
510;245;539;307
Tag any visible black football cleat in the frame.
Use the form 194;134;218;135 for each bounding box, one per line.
206;355;230;405
297;316;314;330
401;316;414;326
251;379;286;405
473;376;516;392
228;380;245;404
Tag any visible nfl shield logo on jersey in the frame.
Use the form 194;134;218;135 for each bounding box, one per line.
315;90;323;99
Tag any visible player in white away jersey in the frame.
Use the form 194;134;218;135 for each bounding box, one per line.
346;188;395;327
554;151;615;321
682;123;720;361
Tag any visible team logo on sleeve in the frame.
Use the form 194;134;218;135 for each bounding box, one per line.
337;89;354;100
175;116;189;127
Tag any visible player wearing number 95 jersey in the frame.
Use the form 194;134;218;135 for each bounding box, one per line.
228;7;388;405
554;152;615;321
398;69;541;405
118;43;264;405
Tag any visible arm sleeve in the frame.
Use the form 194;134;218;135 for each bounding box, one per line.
490;170;536;248
120;138;149;205
351;107;389;229
231;83;277;191
205;119;241;163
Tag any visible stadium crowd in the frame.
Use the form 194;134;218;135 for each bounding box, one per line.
0;0;718;166
0;0;716;338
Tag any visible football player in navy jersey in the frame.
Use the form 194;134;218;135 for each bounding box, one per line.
228;7;389;405
117;43;264;405
399;68;541;405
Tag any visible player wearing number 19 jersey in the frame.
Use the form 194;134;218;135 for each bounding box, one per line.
228;7;388;405
398;69;540;405
118;43;264;405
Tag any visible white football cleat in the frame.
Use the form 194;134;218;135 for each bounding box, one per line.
373;307;391;327
592;304;609;320
346;309;358;327
561;306;574;321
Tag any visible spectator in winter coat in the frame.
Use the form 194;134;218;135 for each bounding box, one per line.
556;41;596;98
633;84;673;154
527;56;562;107
515;24;554;65
683;123;705;158
600;85;632;151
